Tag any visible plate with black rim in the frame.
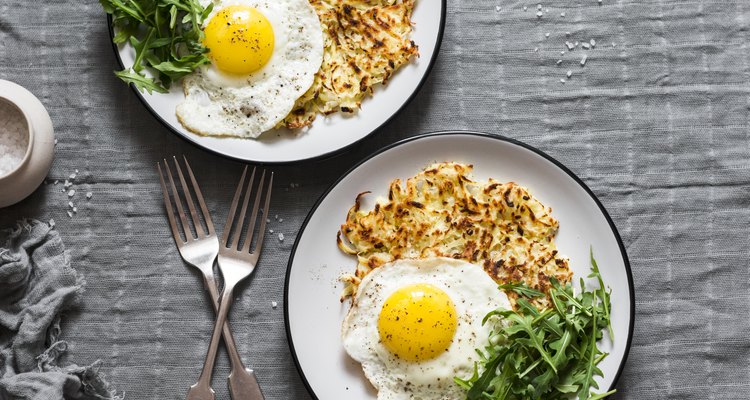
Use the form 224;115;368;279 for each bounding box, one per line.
106;1;446;164
284;131;634;399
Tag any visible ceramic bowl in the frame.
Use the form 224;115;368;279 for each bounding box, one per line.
0;80;55;208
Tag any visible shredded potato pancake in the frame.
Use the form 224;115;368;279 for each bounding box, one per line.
279;0;419;129
337;162;572;308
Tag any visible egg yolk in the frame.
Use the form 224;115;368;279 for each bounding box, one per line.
203;5;274;75
378;284;458;362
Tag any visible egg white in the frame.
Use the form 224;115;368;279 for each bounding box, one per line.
341;257;511;400
176;0;324;138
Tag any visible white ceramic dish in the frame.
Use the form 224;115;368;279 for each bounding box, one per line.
0;80;55;208
107;2;446;164
285;131;634;399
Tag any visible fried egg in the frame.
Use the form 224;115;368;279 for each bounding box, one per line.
176;0;324;138
342;257;510;400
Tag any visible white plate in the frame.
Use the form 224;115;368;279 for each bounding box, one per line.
107;2;446;164
284;131;634;399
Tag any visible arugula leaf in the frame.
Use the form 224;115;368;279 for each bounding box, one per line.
498;282;545;298
457;250;615;400
100;0;211;92
114;69;168;94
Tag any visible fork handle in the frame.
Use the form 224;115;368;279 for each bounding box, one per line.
203;276;265;400
203;275;245;370
194;283;235;389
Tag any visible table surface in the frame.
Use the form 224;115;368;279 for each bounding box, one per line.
2;0;749;398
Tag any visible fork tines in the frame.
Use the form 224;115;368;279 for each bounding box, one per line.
222;166;273;254
158;156;216;246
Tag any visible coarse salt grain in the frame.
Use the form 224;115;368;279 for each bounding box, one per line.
536;11;543;17
556;59;563;65
580;54;588;66
590;39;596;47
582;43;591;49
271;301;278;308
68;189;75;197
495;5;501;12
560;78;566;84
0;100;29;176
49;219;55;228
545;32;550;38
86;192;92;199
278;233;284;241
567;70;573;78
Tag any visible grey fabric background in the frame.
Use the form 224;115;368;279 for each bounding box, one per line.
1;0;748;398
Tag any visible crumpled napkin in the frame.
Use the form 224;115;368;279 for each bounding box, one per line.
0;219;121;400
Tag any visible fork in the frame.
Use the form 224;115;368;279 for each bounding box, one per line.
186;166;271;400
157;157;265;400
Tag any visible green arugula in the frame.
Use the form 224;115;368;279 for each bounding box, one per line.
100;0;213;93
498;282;546;298
456;249;616;400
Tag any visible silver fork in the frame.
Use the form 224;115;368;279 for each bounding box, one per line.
186;166;271;400
157;157;265;400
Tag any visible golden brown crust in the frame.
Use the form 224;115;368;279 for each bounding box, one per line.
278;0;419;129
338;162;573;308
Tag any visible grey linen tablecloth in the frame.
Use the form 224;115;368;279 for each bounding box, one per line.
1;0;749;398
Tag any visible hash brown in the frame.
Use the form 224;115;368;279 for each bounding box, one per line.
279;0;419;129
337;162;572;308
